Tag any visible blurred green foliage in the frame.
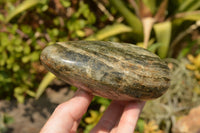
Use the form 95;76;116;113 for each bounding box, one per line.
0;0;97;103
0;113;14;133
66;1;96;38
0;24;41;102
0;0;200;132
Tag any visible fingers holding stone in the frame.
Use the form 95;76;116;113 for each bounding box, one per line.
91;101;125;133
116;101;145;133
40;89;93;133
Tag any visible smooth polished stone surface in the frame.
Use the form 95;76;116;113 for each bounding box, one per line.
40;41;170;101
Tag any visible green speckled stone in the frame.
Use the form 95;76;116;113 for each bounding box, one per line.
40;41;170;101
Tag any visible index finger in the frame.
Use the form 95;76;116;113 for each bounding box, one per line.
40;89;93;133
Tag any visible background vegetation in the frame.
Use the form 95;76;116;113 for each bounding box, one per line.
0;0;200;132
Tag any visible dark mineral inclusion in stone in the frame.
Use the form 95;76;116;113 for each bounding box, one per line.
40;41;170;101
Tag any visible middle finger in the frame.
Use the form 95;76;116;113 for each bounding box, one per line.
90;101;124;133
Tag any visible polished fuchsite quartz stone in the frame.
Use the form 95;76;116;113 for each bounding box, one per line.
40;41;170;101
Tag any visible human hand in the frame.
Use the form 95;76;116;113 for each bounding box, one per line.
40;89;145;133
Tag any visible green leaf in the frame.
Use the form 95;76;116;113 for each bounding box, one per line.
35;72;56;99
148;43;162;53
21;25;32;35
60;0;71;8
51;28;59;37
0;13;4;21
136;118;145;133
83;124;95;133
26;90;36;97
178;0;200;12
30;51;40;62
41;5;48;11
6;57;14;65
187;1;200;11
96;97;110;107
76;1;89;18
53;17;60;26
85;110;99;124
70;86;78;91
66;19;86;32
109;0;143;40
14;87;26;103
0;51;7;66
153;21;171;58
178;0;194;12
15;45;23;52
86;23;133;41
177;40;196;59
5;0;46;23
3;114;14;124
0;33;10;47
22;55;30;63
24;45;31;54
13;63;20;72
76;30;85;37
177;13;200;21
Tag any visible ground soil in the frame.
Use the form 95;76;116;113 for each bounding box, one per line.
0;80;74;133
